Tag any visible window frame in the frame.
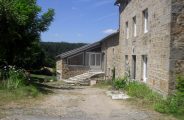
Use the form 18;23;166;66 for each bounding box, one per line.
133;16;137;37
143;9;148;33
126;21;129;39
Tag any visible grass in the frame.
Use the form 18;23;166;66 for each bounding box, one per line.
30;74;57;83
0;85;42;105
94;77;184;120
93;80;112;89
124;81;184;120
0;70;56;106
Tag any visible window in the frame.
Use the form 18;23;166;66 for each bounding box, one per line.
125;55;130;76
133;16;137;37
68;53;84;65
126;21;129;39
143;9;148;33
125;55;128;65
142;55;148;82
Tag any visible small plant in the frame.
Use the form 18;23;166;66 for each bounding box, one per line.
154;75;184;114
0;66;28;90
125;81;161;100
176;75;184;110
113;77;128;90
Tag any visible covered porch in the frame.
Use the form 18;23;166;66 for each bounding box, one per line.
56;42;105;80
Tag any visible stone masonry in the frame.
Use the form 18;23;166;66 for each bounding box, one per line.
56;59;90;80
116;0;184;95
101;32;120;80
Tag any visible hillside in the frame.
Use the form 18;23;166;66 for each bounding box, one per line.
41;42;87;67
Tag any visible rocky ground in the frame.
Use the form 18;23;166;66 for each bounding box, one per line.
0;83;176;120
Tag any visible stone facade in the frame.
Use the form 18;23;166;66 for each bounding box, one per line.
56;33;120;80
116;0;184;95
56;59;90;80
169;0;184;92
101;33;121;80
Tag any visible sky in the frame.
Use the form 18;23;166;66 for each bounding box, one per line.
37;0;119;43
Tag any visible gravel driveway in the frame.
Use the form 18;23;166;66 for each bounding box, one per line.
0;85;176;120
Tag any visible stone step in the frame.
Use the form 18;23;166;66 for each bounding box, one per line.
63;71;105;86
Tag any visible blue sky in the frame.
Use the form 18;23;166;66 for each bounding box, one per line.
37;0;119;43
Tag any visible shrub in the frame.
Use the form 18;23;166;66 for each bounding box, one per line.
154;75;184;114
113;77;128;90
176;75;184;111
0;67;28;90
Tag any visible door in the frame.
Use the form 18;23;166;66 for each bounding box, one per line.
132;55;136;79
142;55;147;82
89;53;101;70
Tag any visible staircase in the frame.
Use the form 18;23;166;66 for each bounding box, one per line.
63;71;104;86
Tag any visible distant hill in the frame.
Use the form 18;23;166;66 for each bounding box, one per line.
41;42;87;67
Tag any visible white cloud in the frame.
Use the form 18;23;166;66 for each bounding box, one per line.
103;29;117;34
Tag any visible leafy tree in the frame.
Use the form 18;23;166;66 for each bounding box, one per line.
0;0;55;69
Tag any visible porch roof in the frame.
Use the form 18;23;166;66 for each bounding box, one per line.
56;31;119;60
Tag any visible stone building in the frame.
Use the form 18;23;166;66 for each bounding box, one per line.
56;32;119;80
115;0;184;95
56;0;184;95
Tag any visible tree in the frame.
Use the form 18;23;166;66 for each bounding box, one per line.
0;0;55;69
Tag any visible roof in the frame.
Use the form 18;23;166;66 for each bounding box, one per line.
56;42;101;59
56;31;119;60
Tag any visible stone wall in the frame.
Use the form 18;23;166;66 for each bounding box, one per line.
118;0;172;95
56;59;90;80
101;33;120;80
169;0;184;92
56;60;63;80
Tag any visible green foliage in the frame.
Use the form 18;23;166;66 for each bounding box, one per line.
125;81;158;99
176;75;184;109
0;0;55;69
0;85;41;103
0;66;27;89
119;76;184;116
41;42;86;67
113;77;128;90
154;75;184;114
154;96;179;113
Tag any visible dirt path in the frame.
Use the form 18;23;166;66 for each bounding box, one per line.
0;85;176;120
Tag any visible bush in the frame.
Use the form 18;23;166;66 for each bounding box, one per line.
154;96;179;113
154;75;184;114
176;75;184;110
113;77;128;90
0;66;28;90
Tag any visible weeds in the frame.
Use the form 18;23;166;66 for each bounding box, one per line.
93;80;112;89
154;75;184;115
113;77;128;90
0;66;42;104
107;75;184;119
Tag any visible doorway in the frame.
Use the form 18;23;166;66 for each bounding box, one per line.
132;55;136;79
89;52;101;70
